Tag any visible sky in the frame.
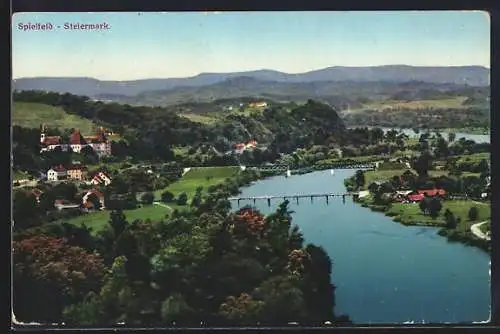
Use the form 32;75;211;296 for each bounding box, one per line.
12;11;490;80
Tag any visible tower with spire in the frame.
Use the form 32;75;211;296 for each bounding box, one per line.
40;124;47;144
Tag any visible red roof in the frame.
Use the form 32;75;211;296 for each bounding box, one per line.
30;189;44;197
42;136;61;145
407;194;425;202
83;201;95;209
418;189;446;197
52;165;66;172
67;164;87;171
87;189;104;198
55;199;72;205
84;127;106;143
70;130;86;145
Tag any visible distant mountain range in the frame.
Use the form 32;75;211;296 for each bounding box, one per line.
13;65;490;100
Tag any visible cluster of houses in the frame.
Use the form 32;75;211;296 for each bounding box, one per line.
46;163;112;186
391;188;447;203
233;140;258;154
40;124;112;157
29;187;106;212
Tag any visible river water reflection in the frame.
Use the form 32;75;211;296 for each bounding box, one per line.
347;126;490;144
233;169;490;324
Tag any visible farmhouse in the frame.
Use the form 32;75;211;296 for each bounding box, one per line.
91;171;112;186
47;165;68;182
67;163;88;181
82;189;105;210
417;188;447;198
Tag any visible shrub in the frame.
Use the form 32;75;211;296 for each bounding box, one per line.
468;207;479;221
140;192;155;205
177;192;188;206
161;191;175;203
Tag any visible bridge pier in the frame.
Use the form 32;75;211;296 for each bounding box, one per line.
310;196;313;203
326;195;329;204
237;199;241;207
253;198;256;205
267;198;271;207
295;196;299;205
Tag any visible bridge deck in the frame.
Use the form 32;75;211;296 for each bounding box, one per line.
228;193;357;201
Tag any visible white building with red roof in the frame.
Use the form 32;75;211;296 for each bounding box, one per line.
47;165;68;182
82;188;105;210
90;171;112;186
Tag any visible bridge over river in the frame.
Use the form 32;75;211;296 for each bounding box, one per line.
229;192;359;206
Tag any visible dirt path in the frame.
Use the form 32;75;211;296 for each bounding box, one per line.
470;221;490;241
153;201;173;211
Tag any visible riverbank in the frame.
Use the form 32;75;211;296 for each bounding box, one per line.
354;192;490;253
347;125;490;136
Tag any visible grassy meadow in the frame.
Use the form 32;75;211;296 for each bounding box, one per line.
13;102;98;133
154;166;241;199
387;200;491;230
346;96;469;113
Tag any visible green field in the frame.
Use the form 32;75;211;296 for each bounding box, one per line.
62;166;240;234
387;200;491;229
13;102;98;132
362;169;411;188
180;113;218;124
154;166;240;199
346;96;469;113
61;204;184;235
454;152;490;163
13;169;31;181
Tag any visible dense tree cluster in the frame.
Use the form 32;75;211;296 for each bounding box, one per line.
13;170;349;326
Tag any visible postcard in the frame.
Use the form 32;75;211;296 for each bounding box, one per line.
11;11;491;327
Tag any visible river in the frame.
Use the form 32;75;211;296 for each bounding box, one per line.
347;127;490;144
233;169;491;324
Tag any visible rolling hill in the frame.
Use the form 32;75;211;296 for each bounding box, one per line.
12;101;99;132
84;77;490;108
13;65;489;99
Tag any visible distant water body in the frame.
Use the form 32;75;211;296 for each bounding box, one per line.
347;127;490;144
233;169;490;324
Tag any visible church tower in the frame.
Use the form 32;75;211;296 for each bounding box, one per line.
40;124;47;144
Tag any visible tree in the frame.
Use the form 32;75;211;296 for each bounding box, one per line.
468;206;479;221
434;137;449;158
354;170;365;189
191;194;202;207
443;209;457;229
412;151;433;178
161;190;175;203
140;192;155;205
477;159;489;174
13;236;105;323
368;182;379;195
109;210;128;238
177;192;188;206
427;197;443;218
13;191;40;230
419;198;428;215
160;294;195;325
